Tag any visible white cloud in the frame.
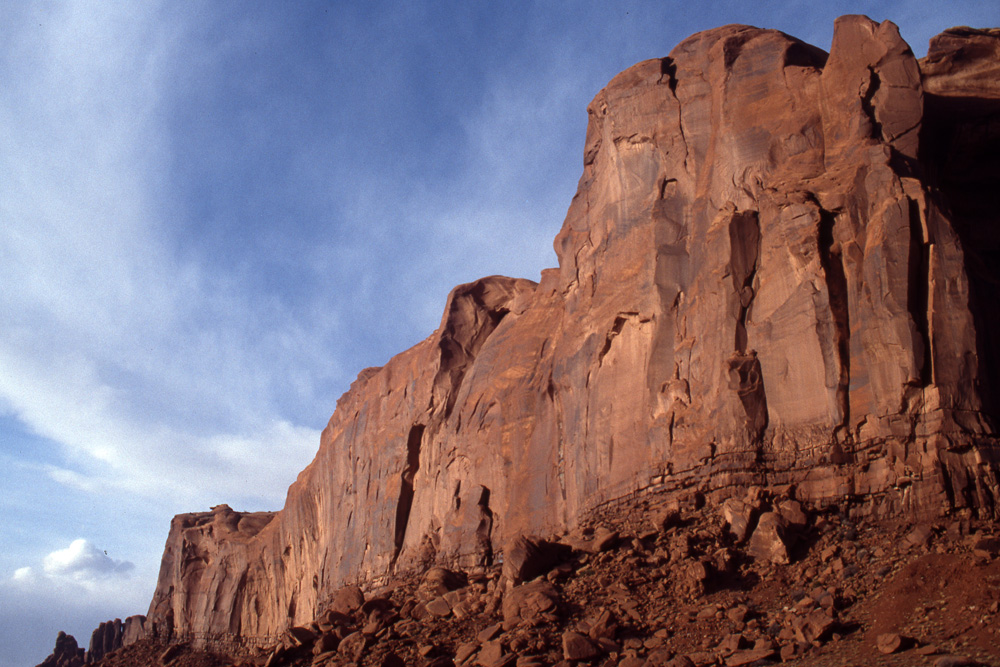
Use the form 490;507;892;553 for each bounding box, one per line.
0;333;321;508
43;539;134;581
2;539;152;667
8;540;136;597
12;567;35;584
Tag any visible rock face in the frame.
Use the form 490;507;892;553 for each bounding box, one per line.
85;615;146;662
86;619;122;663
145;504;277;642
143;16;1000;648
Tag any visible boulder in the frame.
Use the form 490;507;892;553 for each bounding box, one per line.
425;596;452;617
502;580;560;630
747;512;790;564
313;632;339;655
476;640;505;666
503;535;571;583
792;610;836;644
876;633;909;654
775;500;808;528
563;527;619;554
417;568;467;601
561;631;601;661
330;585;366;615
337;631;368;662
585;608;617;640
721;499;755;543
286;625;317;646
726;648;777;666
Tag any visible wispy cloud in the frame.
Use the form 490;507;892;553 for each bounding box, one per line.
0;2;326;514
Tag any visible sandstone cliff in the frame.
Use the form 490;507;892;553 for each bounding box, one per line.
144;17;1000;647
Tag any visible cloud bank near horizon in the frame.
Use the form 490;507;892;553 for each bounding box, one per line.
2;539;150;667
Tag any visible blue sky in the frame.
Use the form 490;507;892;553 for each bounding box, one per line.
1;2;996;665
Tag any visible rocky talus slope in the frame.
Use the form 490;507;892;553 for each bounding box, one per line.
38;14;1000;667
80;492;1000;666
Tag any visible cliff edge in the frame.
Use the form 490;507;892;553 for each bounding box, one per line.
141;16;1000;649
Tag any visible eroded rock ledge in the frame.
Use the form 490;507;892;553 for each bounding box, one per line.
141;16;1000;650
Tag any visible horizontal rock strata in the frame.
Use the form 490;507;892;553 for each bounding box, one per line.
143;16;1000;648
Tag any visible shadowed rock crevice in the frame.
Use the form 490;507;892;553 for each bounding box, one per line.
728;353;768;452
920;27;1000;422
782;39;828;69
860;66;884;139
474;486;494;566
391;424;424;571
597;313;639;366
721;30;756;69
905;198;933;388
818;207;852;434
226;570;248;636
659;56;678;92
649;174;690;403
727;210;768;451
728;210;760;354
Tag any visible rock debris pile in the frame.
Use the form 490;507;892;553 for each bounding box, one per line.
88;491;1000;667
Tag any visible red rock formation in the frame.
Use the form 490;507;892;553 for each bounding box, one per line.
85;615;146;662
85;618;121;663
144;16;1000;648
36;631;84;667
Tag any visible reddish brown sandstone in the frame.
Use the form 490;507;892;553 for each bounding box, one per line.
143;17;1000;648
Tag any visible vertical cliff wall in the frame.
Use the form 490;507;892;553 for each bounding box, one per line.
145;16;1000;644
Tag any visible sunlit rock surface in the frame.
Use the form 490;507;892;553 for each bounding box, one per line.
143;17;1000;646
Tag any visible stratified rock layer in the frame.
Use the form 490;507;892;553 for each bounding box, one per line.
145;17;1000;647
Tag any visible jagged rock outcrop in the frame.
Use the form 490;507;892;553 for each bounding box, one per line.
86;619;121;663
120;615;146;650
143;16;1000;649
84;615;145;662
36;631;84;667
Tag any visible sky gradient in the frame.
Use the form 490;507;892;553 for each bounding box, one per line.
2;2;997;665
